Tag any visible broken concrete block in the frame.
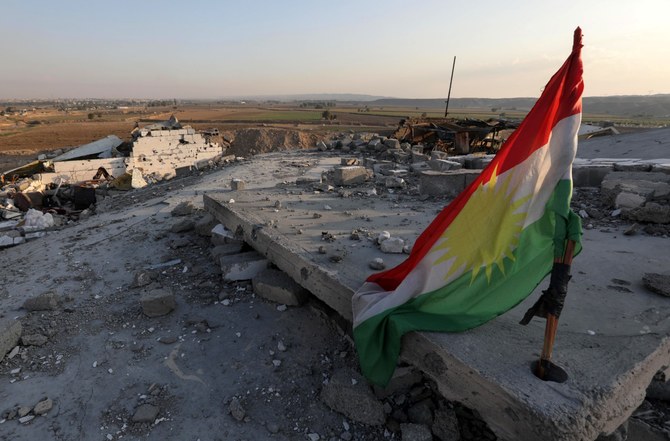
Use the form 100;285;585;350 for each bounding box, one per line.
211;223;241;246
211;243;243;261
132;270;157;288
132;404;159;423
412;152;430;163
385;177;406;189
33;398;53;415
0;318;22;362
410;162;431;174
170;219;195;233
430;151;449;160
373;366;423;399
0;235;13;248
220;251;269;281
643;273;670;297
601;171;670;205
22;291;60;311
613;162;653;172
429;159;462;172
614;192;646;210
252;268;310;306
400;423;433;441
21;334;48;346
332;166;369;186
141;288;176;317
419;171;466;197
171;201;194;216
320;369;386;426
624;202;670;224
316;141;328;151
384;139;401;150
572;164;613;187
432;406;460;441
231;178;245;190
380;237;405;253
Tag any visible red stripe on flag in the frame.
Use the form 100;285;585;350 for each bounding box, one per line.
367;28;584;291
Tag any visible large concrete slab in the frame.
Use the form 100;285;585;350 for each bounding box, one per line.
204;181;670;441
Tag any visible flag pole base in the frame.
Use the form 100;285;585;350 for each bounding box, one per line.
531;359;568;383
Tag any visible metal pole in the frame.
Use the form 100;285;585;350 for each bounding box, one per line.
444;56;456;117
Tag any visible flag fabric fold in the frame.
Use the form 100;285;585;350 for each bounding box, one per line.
352;28;585;386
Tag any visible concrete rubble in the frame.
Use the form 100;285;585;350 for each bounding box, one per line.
0;116;227;250
1;124;669;441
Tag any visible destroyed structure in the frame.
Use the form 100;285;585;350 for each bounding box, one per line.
0;116;223;236
2;118;670;440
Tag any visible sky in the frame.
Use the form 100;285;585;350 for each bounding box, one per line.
1;0;668;100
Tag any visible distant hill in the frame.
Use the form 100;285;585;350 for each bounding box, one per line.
223;93;388;102
368;95;670;118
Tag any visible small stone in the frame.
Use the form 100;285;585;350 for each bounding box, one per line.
21;334;48;346
369;258;385;270
277;341;287;352
170;219;195;233
324;205;332;210
266;422;280;434
272;359;282;367
400;423;432;441
18;406;31;418
377;231;391;244
133;270;156;288
380;237;405;254
33;398;53;415
132;404;159;423
229;397;246;421
141;288;176;317
22;291;59;311
432;406;460;441
171;201;194;216
623;223;639;236
19;415;35;424
318;246;327;254
158;336;178;344
10;367;20;375
277;304;287;312
643;273;670;297
407;399;433;425
231;179;245;190
7;346;20;359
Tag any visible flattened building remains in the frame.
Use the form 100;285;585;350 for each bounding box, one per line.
1;118;670;440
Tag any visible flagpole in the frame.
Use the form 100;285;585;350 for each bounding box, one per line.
536;239;575;381
444;56;456;118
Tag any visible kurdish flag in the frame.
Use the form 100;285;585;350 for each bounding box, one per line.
352;28;585;387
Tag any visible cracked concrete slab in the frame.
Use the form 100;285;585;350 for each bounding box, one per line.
204;184;670;441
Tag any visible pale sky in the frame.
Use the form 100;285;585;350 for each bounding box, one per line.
1;0;668;99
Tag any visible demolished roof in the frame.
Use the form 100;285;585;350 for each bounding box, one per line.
51;135;123;162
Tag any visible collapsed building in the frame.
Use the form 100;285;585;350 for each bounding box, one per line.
0;116;223;217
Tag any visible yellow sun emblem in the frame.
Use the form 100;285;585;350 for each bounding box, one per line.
432;166;530;283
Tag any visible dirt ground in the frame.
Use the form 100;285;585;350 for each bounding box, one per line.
2;153;503;441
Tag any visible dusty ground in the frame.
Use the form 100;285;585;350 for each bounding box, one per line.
2;154;503;441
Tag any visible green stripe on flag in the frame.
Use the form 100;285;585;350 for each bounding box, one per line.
354;180;582;386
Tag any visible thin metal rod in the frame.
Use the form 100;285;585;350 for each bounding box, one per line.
444;56;457;117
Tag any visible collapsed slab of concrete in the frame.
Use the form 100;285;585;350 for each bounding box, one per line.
204;187;670;441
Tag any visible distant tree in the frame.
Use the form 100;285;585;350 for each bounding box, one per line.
97;112;102;118
88;113;95;120
421;112;427;118
322;110;336;120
